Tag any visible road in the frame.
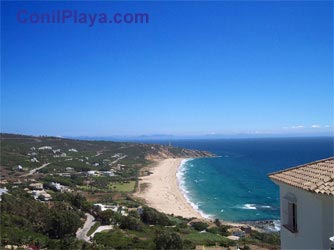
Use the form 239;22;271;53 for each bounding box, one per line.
111;155;127;165
90;225;113;239
22;163;50;177
76;213;95;242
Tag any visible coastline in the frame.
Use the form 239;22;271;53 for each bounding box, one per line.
135;158;204;219
135;158;280;232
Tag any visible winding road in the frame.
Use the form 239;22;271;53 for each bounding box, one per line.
76;213;95;242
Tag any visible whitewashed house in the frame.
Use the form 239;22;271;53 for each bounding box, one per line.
269;157;334;250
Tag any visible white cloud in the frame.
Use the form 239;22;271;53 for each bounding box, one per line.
282;125;305;130
311;125;321;128
291;125;304;129
324;125;331;128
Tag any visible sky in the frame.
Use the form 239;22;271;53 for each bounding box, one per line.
1;1;333;137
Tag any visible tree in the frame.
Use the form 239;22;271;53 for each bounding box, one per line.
214;218;221;227
119;216;143;231
218;225;230;236
98;210;121;225
154;231;183;250
191;221;208;231
47;207;81;238
140;207;172;226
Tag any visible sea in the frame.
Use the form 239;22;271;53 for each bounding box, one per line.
141;137;333;230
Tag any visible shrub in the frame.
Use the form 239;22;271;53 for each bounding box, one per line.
119;216;143;231
154;231;183;250
191;221;208;231
250;231;280;245
218;225;230;236
140;207;172;226
214;218;221;227
207;227;219;234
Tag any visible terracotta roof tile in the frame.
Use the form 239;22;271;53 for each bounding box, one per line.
269;157;334;196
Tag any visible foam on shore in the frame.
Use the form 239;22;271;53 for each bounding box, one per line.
176;159;213;220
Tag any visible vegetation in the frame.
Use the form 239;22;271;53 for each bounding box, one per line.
108;181;136;192
87;221;101;237
184;232;229;246
140;206;173;226
0;190;84;249
191;221;209;231
0;134;279;250
154;230;183;250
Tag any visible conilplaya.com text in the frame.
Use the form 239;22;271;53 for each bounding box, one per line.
17;9;149;27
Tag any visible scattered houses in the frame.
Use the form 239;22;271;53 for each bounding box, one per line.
0;180;8;185
29;182;43;190
29;190;52;201
87;170;97;176
31;157;39;163
49;182;71;192
14;165;23;171
58;173;71;177
227;235;240;241
94;203;119;212
128;206;143;215
102;171;115;177
94;203;129;216
86;170;115;177
53;149;61;154
0;187;9;201
68;148;78;152
38;146;52;150
66;167;74;172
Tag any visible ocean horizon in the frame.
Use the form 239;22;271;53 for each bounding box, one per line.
144;137;333;231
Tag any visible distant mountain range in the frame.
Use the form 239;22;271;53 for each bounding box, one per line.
69;132;333;142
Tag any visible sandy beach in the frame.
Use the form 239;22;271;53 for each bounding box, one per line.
135;158;270;231
136;158;204;219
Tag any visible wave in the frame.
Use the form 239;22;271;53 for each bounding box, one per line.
265;220;281;232
234;204;275;210
176;159;213;219
242;204;257;210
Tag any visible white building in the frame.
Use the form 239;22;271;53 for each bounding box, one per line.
269;157;334;250
0;187;9;201
31;157;39;163
94;203;119;212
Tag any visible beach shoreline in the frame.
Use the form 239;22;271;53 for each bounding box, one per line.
135;158;204;219
135;158;280;232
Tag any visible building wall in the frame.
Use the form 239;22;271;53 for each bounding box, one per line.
279;183;334;250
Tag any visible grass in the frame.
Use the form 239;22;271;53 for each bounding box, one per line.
87;221;101;237
183;232;226;245
77;185;105;192
108;181;136;192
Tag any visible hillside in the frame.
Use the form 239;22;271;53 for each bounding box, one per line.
0;133;213;180
0;134;279;250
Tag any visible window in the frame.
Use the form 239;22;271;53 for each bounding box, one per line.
284;202;298;233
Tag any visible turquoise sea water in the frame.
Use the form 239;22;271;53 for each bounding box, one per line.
148;137;333;227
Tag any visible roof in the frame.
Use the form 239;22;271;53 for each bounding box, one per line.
269;157;334;196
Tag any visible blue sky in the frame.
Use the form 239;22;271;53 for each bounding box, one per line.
1;1;333;137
